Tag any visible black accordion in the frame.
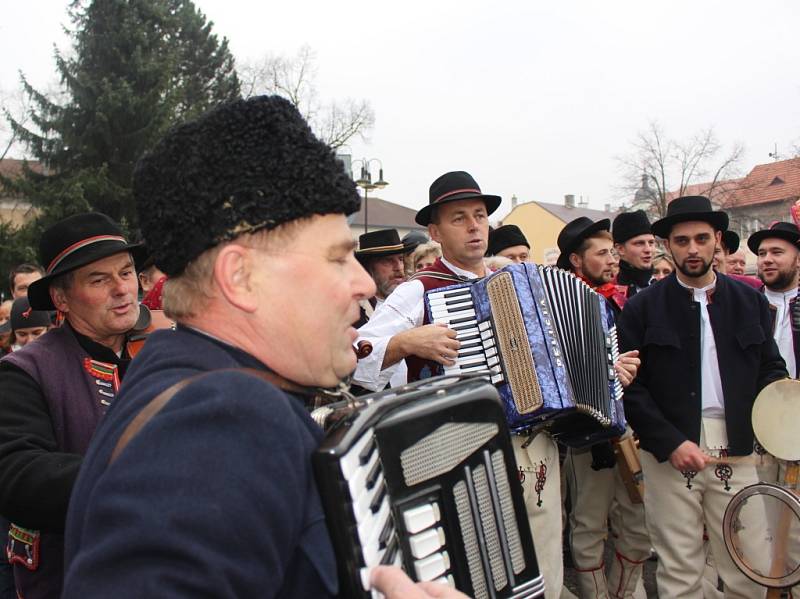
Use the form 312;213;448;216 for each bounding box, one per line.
424;263;625;447
312;375;545;599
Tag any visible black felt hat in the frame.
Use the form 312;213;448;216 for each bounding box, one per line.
487;224;529;256
133;95;361;277
747;222;800;254
613;210;652;244
651;196;728;239
722;230;740;253
416;171;501;226
556;217;610;270
27;213;143;310
0;297;52;335
355;229;419;261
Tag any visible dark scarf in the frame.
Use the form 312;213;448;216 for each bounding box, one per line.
617;260;653;289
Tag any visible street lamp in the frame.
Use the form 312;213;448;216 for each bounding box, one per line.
351;158;388;234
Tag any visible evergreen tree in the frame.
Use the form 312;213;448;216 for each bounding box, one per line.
4;0;240;232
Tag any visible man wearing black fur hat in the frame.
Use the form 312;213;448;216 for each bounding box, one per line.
487;224;531;263
617;196;787;598
612;210;655;297
61;97;465;599
0;212;144;599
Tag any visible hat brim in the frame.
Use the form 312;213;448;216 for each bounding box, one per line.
747;229;800;254
355;240;419;261
556;219;611;271
416;193;502;226
28;242;145;310
651;212;728;239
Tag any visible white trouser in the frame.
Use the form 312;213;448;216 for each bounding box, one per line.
564;442;650;599
639;418;767;599
513;432;563;599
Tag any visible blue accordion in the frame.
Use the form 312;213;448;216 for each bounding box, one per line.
423;263;625;447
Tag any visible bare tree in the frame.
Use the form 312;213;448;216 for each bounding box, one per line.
0;85;33;161
239;45;375;150
616;121;745;218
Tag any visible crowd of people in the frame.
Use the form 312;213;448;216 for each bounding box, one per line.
0;94;795;599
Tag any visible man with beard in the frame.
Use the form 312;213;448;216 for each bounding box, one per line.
0;213;143;598
612;210;655;298
354;229;418;328
749;221;800;378
557;217;649;599
617;196;787;598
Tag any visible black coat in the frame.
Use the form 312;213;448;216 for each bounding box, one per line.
62;326;337;598
617;272;787;461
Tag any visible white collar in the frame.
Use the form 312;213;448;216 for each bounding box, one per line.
676;272;717;294
441;256;484;280
765;287;797;304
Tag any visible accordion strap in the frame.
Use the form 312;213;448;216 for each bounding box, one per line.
108;368;322;465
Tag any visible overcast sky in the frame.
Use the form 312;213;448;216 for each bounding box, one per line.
2;1;799;220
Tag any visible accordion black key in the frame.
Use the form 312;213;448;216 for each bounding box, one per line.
312;375;545;599
424;263;625;447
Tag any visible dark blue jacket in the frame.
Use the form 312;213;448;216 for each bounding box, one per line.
617;272;787;462
62;326;338;598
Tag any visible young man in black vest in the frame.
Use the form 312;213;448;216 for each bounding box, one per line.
612;210;655;298
617;195;787;598
0;213;144;599
557;217;650;599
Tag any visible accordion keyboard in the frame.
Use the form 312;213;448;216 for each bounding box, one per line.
427;287;505;384
340;428;403;593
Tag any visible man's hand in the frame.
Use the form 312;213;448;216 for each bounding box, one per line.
669;440;712;472
370;566;470;598
395;324;460;366
614;350;640;388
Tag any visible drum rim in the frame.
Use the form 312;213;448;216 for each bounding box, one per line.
723;482;800;588
752;379;800;461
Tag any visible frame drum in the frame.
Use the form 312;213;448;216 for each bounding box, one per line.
723;482;800;588
751;379;800;462
723;379;800;589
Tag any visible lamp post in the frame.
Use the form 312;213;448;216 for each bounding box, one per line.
351;158;388;234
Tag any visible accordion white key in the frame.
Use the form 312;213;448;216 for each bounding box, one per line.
313;375;546;599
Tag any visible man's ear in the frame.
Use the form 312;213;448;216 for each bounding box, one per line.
213;244;259;313
714;230;723;245
569;252;581;270
50;286;69;313
428;223;441;244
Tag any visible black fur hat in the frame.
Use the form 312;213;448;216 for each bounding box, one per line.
133;96;361;276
